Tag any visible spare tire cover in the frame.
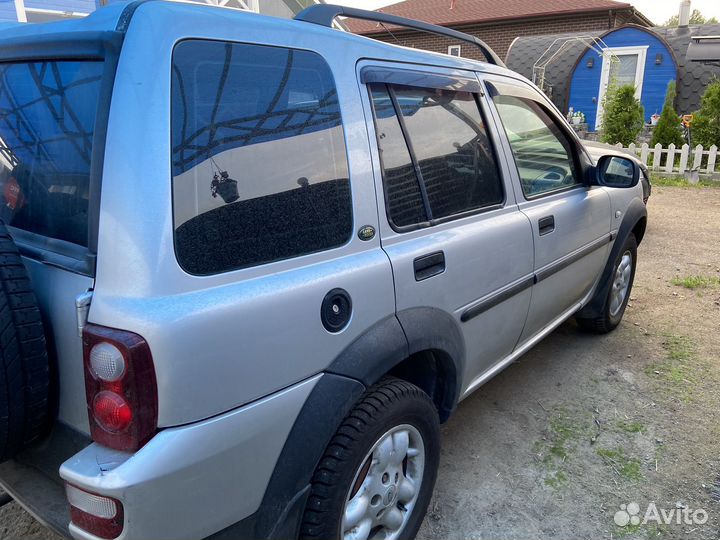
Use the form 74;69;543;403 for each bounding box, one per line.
0;222;50;462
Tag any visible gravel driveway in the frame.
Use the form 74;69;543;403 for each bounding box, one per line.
2;184;719;540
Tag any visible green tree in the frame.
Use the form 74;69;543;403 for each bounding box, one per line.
693;79;720;148
650;81;684;148
600;84;645;146
663;9;718;26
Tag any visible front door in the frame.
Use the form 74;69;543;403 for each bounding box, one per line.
484;77;612;343
359;62;534;393
596;46;648;130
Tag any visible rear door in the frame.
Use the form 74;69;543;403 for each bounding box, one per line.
0;55;116;434
483;76;612;343
359;62;535;394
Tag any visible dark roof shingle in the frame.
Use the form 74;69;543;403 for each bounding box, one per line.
346;0;635;34
653;24;720;114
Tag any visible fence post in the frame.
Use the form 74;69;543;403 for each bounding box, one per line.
693;144;704;170
665;143;676;173
640;143;649;166
628;142;636;157
708;145;718;174
652;143;662;171
679;144;690;174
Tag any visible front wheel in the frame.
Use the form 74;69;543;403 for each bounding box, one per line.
300;377;440;540
577;233;637;334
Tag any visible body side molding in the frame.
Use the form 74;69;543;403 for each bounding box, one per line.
461;274;534;322
461;233;613;323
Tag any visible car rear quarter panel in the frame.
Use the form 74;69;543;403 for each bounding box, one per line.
89;3;403;427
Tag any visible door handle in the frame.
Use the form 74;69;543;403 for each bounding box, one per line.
413;251;445;281
538;215;555;236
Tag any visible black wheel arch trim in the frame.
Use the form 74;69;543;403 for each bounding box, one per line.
210;373;366;539
394;307;464;420
208;311;466;539
576;198;647;319
325;315;409;384
325;309;465;420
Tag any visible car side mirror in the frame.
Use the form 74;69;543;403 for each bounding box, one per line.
595;155;640;188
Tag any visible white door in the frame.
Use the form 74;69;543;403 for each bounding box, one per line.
595;46;647;130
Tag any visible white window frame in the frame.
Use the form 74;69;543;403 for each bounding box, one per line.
13;0;26;22
448;45;462;57
595;45;648;130
24;7;89;20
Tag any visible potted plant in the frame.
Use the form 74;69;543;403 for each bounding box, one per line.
571;111;585;125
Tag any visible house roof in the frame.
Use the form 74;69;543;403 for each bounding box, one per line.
346;0;648;35
505;23;720;115
505;31;602;113
653;24;720;113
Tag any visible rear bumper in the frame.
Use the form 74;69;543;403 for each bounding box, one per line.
0;459;70;537
0;422;90;538
1;375;319;540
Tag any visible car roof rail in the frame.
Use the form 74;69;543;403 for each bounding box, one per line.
294;4;506;68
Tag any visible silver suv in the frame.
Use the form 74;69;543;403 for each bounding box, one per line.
0;3;648;539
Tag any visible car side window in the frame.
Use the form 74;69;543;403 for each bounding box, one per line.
171;40;352;275
369;82;503;230
367;85;429;228
491;94;581;198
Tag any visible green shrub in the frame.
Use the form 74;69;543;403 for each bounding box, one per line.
693;79;720;149
600;85;645;146
650;81;684;148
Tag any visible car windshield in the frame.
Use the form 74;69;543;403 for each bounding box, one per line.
0;60;104;247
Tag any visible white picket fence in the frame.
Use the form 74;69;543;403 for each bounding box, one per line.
612;142;719;175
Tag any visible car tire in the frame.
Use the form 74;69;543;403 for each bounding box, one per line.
300;377;440;540
0;222;50;462
577;233;637;334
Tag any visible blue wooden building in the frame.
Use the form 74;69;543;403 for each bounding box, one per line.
507;24;720;132
568;26;677;130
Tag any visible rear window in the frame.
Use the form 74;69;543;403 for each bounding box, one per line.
171;40;352;275
0;60;103;247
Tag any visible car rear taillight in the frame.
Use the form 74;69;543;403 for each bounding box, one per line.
66;483;124;539
82;324;157;452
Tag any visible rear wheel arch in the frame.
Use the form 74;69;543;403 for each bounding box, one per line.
326;308;465;422
236;312;464;538
387;349;457;423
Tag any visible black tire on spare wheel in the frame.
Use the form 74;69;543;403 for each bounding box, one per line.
300;377;440;540
0;222;50;462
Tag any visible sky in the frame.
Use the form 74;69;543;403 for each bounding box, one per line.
332;0;720;26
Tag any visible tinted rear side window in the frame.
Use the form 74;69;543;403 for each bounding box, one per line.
172;40;352;275
0;61;103;247
369;82;503;230
368;85;428;228
394;86;503;220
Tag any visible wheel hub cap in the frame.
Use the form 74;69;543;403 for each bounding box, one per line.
383;486;396;506
609;250;632;317
342;424;425;540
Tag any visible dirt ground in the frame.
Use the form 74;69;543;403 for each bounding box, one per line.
1;185;719;540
